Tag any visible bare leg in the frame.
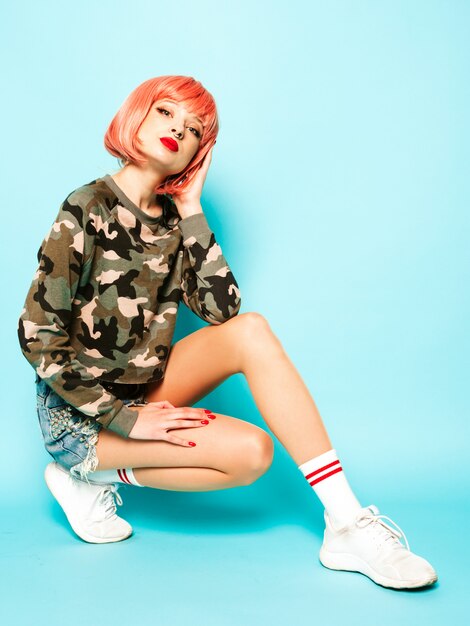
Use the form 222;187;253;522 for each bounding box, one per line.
144;312;333;467
237;314;333;466
94;410;274;489
132;466;244;491
94;311;331;489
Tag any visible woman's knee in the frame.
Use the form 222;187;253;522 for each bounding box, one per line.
233;312;283;365
237;429;275;486
230;310;275;347
236;311;272;335
214;312;271;373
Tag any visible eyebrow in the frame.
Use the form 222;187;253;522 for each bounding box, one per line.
158;100;203;127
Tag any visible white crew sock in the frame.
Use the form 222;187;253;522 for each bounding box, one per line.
87;467;144;487
298;448;362;528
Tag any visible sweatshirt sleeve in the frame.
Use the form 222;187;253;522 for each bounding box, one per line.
17;195;139;438
177;212;242;324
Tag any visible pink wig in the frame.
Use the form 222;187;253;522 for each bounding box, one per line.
104;75;219;196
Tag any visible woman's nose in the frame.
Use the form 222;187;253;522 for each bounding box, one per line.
171;127;183;138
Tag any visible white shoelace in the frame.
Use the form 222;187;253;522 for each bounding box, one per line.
98;484;123;520
355;504;410;551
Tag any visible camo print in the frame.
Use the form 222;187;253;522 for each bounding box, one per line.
17;174;242;438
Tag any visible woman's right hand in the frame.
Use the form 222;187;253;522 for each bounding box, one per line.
127;400;215;445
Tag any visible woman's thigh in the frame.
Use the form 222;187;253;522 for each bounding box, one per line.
94;312;275;474
144;312;263;407
94;411;273;477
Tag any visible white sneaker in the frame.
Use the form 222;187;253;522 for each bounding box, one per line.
319;504;438;589
44;462;133;544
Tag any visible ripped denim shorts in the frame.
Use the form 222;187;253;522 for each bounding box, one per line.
35;373;148;482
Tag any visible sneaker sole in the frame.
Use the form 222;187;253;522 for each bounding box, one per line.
44;464;133;544
319;545;438;589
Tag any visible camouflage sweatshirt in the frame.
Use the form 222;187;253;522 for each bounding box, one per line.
18;174;241;438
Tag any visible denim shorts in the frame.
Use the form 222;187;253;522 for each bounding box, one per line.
35;373;148;482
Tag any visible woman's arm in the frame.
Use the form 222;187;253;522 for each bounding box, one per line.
178;212;242;324
17;194;139;438
172;146;241;324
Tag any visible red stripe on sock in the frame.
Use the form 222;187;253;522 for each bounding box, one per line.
118;468;132;485
305;459;340;481
309;466;343;486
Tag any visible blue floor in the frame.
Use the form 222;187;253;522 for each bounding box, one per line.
2;445;467;625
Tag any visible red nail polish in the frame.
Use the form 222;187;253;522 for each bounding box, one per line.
209;414;216;419
201;420;209;425
189;441;196;446
204;409;212;414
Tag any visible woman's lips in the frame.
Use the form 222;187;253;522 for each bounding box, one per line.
160;137;179;152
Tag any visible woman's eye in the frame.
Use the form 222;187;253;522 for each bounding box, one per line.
189;127;201;138
157;108;170;116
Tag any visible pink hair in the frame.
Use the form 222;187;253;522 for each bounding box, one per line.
104;75;219;196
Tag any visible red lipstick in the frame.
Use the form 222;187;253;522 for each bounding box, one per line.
160;137;179;152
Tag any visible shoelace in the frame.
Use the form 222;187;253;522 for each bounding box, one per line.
355;504;410;551
97;484;123;520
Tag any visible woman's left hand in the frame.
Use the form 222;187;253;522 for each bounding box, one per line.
172;144;215;216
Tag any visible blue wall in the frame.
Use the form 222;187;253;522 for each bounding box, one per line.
2;1;468;623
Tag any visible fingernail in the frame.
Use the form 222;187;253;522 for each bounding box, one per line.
201;420;209;425
208;414;216;420
204;409;212;414
189;441;196;447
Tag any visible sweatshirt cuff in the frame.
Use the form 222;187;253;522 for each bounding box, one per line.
177;212;212;245
105;402;139;438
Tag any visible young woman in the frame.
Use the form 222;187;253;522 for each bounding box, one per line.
18;75;437;590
